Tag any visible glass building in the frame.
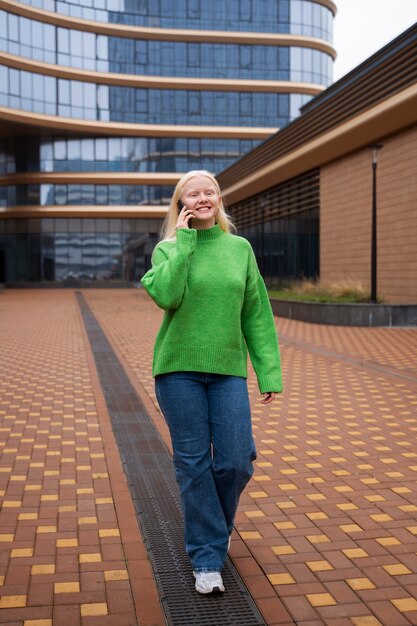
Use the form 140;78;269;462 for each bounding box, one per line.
0;0;336;284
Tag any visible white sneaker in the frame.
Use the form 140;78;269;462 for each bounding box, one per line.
193;571;225;594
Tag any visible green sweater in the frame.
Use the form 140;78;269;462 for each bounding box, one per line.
141;223;282;394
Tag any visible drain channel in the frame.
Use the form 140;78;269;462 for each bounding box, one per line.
77;293;267;626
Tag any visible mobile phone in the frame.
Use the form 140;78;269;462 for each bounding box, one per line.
177;199;192;227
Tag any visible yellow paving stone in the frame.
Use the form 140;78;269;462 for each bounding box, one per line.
104;569;129;581
40;495;58;501
337;503;358;511
99;529;120;538
272;545;296;556
56;538;78;547
24;619;53;625
240;531;262;540
36;526;57;534
278;483;297;491
391;598;417;612
267;573;296;585
95;497;113;504
306;560;334;572
81;602;108;616
347;578;376;590
351;616;382;626
370;514;393;522
93;472;108;478
406;526;417;535
11;548;33;558
24;485;42;491
245;511;265;518
249;491;268;498
0;534;14;542
383;564;412;575
365;495;385;502
78;517;98;525
339;524;363;533
2;500;22;507
306;593;337;607
343;548;369;559
0;595;27;607
54;582;80;593
253;475;271;482
77;488;94;494
274;521;296;530
376;537;401;546
31;564;55;575
79;553;102;563
306;512;328;520
306;493;326;501
276;501;297;509
399;504;417;512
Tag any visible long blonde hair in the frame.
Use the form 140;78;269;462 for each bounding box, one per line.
160;170;235;241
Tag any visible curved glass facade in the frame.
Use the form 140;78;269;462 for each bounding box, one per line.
0;68;293;126
0;136;262;174
0;0;335;284
0;11;333;84
17;0;333;41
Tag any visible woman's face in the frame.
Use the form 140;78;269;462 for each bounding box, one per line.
179;175;221;229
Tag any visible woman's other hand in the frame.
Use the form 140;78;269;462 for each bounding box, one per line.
261;392;275;405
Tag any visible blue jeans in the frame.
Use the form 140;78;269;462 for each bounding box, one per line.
155;372;256;572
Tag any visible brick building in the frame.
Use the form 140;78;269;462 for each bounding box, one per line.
218;23;417;304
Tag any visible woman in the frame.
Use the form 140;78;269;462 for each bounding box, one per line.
141;170;282;595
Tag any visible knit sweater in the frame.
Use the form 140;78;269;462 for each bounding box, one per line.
141;223;282;394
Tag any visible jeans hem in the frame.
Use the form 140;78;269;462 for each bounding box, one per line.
193;567;223;573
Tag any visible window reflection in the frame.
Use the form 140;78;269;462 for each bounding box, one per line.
0;218;162;283
0;136;263;177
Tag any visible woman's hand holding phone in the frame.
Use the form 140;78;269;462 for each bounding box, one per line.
176;200;194;230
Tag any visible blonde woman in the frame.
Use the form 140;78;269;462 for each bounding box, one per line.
141;170;282;595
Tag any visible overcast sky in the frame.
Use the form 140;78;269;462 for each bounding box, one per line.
333;0;417;81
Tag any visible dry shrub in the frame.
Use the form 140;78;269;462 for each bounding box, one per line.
283;278;371;302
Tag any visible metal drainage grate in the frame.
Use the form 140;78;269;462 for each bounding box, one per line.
77;293;267;626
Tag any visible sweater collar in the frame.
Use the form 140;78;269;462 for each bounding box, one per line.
195;223;224;242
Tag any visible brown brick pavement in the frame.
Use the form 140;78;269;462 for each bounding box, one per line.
1;289;417;626
0;291;165;626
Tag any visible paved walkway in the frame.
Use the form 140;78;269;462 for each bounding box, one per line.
1;289;417;626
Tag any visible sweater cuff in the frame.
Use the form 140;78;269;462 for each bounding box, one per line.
257;375;283;394
176;227;197;252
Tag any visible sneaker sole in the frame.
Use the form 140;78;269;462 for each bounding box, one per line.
195;584;225;595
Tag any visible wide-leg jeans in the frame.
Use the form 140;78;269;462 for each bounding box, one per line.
155;372;256;573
